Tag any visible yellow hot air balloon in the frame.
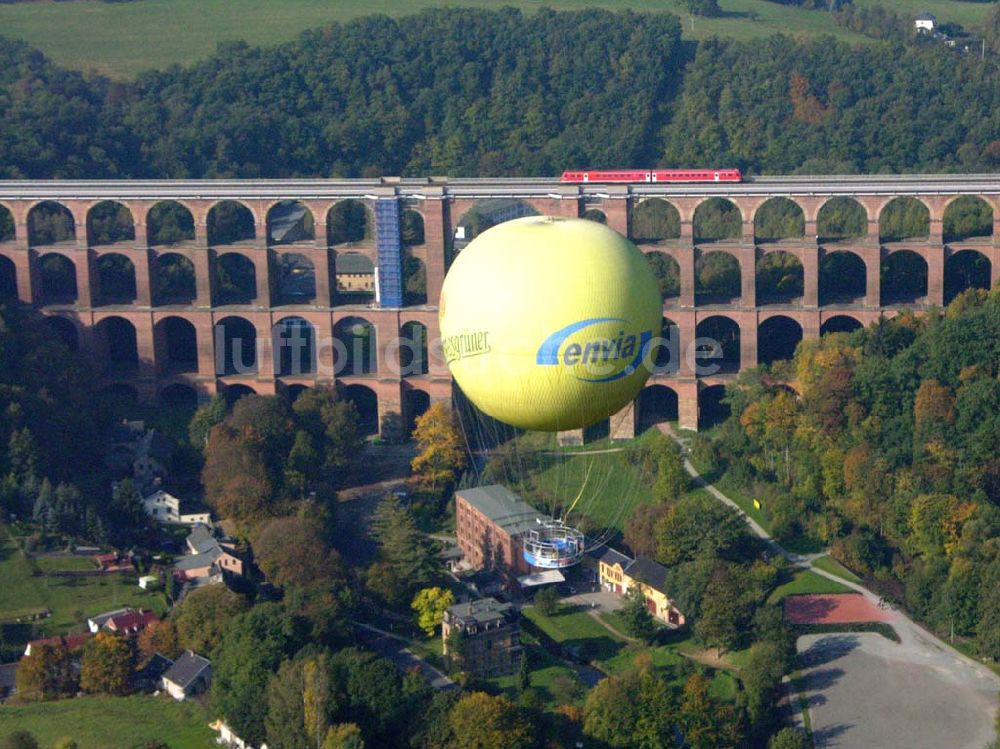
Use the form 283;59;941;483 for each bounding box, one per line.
440;216;661;431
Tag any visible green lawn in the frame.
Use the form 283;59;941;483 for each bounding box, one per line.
767;570;851;604
523;604;628;663
33;555;99;574
526;447;655;533
489;644;585;707
811;555;861;584
9;0;989;78
0;525;167;643
0;695;214;749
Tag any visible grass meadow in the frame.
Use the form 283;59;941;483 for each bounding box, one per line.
0;695;213;749
0;0;991;78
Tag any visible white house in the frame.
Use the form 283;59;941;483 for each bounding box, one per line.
142;489;211;526
915;12;936;32
162;651;212;701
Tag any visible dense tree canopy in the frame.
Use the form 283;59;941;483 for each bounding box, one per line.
3;9;1000;180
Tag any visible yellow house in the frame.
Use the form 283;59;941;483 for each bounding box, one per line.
594;547;685;628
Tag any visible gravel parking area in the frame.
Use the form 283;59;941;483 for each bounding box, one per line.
797;633;998;749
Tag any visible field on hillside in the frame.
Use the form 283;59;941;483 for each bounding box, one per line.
0;525;167;649
0;695;213;749
0;0;911;78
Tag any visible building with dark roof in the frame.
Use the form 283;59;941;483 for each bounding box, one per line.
454;485;548;579
162;651;212;701
595;547;685;627
441;597;522;678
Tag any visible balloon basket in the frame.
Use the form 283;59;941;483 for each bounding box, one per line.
522;520;585;569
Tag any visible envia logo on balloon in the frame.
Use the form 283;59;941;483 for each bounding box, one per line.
536;317;652;383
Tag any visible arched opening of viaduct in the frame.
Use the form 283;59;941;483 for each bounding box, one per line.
1;179;997;435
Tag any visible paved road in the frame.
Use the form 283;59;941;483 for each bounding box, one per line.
798;633;998;749
354;621;456;691
671;434;1000;743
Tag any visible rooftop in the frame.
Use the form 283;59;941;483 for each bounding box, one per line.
456;485;548;539
446;597;515;627
335;252;374;274
627;556;670;595
587;545;633;568
163;651;211;689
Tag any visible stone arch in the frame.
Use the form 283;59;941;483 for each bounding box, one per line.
453;199;539;251
95;316;139;374
582;208;607;224
653;317;681;374
267;200;315;246
274;252;316;305
273;316;316;376
0;203;14;242
403;255;427;306
695;250;741;304
881;250;928;304
341;384;379;436
757;315;803;365
699;384;730;429
630;198;680;242
405;388;431;434
284;383;310;403
328;200;372;246
216;252;257;304
636;385;679;434
159;383;199;409
695;316;740;373
756;251;804;304
817;197;867;241
879;197;929;243
401;208;425;246
693;198;741;243
147;201;195;246
821;315;863;336
28;201;76;246
334;252;375;304
945;250;991;304
399;321;429;376
44;315;79;350
156;316;198;373
224;383;256;406
943;196;993;243
155;253;196;305
96;253;137;305
335;317;377;376
754;197;804;242
215;316;257;376
208;200;256;246
38;253;78;304
819;250;867;305
87;201;135;246
0;255;16;301
646;251;680;302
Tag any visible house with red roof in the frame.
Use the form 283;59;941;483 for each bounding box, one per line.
23;633;90;658
104;609;159;636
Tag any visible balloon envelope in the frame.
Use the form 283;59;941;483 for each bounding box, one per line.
440;216;661;431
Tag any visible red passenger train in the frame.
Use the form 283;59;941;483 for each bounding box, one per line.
560;169;742;183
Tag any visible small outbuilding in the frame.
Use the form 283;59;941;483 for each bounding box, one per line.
915;12;936;32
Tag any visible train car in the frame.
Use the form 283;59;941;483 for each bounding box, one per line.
560;169;742;183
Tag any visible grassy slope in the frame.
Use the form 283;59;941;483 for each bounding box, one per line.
0;0;959;79
0;695;214;749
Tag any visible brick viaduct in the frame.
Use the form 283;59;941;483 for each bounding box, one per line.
0;175;997;437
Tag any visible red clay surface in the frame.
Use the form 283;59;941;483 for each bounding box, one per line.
784;594;893;625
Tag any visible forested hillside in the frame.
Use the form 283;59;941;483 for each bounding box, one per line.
710;289;1000;659
2;7;1000;179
